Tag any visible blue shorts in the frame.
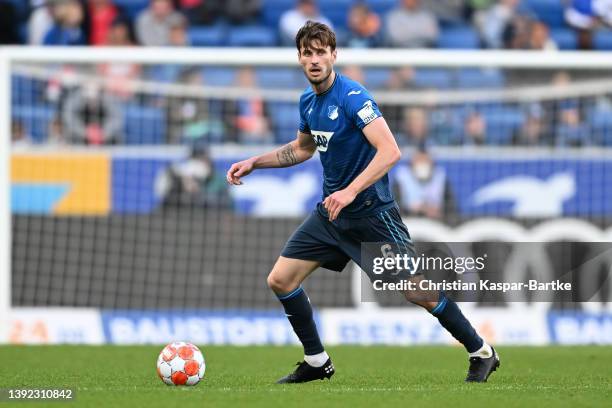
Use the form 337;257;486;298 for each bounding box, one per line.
281;205;418;282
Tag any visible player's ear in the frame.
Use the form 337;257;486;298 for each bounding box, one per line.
331;49;337;62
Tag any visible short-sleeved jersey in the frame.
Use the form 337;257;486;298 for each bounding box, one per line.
299;73;396;218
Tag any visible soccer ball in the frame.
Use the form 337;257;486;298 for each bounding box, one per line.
156;342;206;386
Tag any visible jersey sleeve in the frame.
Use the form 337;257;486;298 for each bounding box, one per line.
344;88;383;129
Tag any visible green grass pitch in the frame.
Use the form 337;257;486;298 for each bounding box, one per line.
1;345;611;407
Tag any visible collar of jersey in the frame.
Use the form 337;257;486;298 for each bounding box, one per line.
315;72;339;97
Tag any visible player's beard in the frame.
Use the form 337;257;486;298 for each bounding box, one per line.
306;68;331;85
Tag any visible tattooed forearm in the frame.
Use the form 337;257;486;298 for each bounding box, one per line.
276;143;298;166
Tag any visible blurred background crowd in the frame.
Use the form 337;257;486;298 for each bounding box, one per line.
7;0;612;151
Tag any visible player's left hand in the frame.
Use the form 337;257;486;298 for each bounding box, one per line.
323;188;357;222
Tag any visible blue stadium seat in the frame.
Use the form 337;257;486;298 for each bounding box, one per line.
456;68;505;89
481;108;525;145
589;107;612;145
202;67;237;87
364;0;397;15
437;26;480;49
12;105;56;143
268;102;300;144
112;0;149;19
255;67;301;89
364;68;391;89
524;0;566;28
320;0;353;29
412;69;453;89
550;28;577;50
593;30;612;50
227;25;277;47
11;75;44;106
123;105;166;144
188;25;227;47
261;0;295;27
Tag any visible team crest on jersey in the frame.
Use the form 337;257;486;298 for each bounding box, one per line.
327;105;339;120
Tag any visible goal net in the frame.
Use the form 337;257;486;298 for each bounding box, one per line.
1;47;611;345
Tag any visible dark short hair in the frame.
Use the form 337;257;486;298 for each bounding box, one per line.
295;20;336;52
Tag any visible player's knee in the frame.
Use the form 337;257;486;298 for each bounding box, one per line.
267;271;293;293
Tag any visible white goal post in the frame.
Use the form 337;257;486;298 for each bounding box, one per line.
2;46;612;344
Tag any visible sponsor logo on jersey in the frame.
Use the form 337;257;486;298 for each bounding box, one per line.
327;105;339;120
311;130;335;152
347;90;362;96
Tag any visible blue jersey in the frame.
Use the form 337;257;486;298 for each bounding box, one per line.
299;73;395;218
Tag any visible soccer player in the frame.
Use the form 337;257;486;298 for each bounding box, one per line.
226;21;500;384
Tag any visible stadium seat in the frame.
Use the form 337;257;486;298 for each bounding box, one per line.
227;25;277;47
437;26;481;49
255;67;301;89
268;102;300;143
524;0;566;28
550;28;577;50
202;67;237;87
481;107;525;145
123;105;166;144
188;25;227;47
593;30;612;50
456;68;505;89
320;0;353;29
12;105;55;143
589;107;612;145
112;0;149;19
261;0;295;28
364;68;392;89
412;69;453;89
364;0;397;15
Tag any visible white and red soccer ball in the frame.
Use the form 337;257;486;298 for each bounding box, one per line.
156;342;206;386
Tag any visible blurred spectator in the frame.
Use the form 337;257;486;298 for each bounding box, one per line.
180;0;221;25
47;118;68;145
463;111;486;145
474;0;520;48
232;68;273;144
0;0;19;44
43;0;87;46
393;150;454;219
422;0;466;26
224;0;262;24
513;103;551;146
385;67;416;90
88;0;118;45
346;2;382;48
555;101;591;147
342;65;365;83
12;121;32;147
97;18;141;99
29;1;55;44
565;0;612;49
167;68;226;144
61;82;122;144
398;107;432;148
526;21;558;51
279;0;333;46
168;13;190;46
384;0;439;48
136;0;183;46
158;147;232;209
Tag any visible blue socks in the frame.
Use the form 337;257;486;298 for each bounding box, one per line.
431;292;484;353
276;286;324;355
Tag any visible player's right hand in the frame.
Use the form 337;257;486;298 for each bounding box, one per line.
226;158;255;185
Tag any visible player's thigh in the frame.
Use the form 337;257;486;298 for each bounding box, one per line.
267;256;321;293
